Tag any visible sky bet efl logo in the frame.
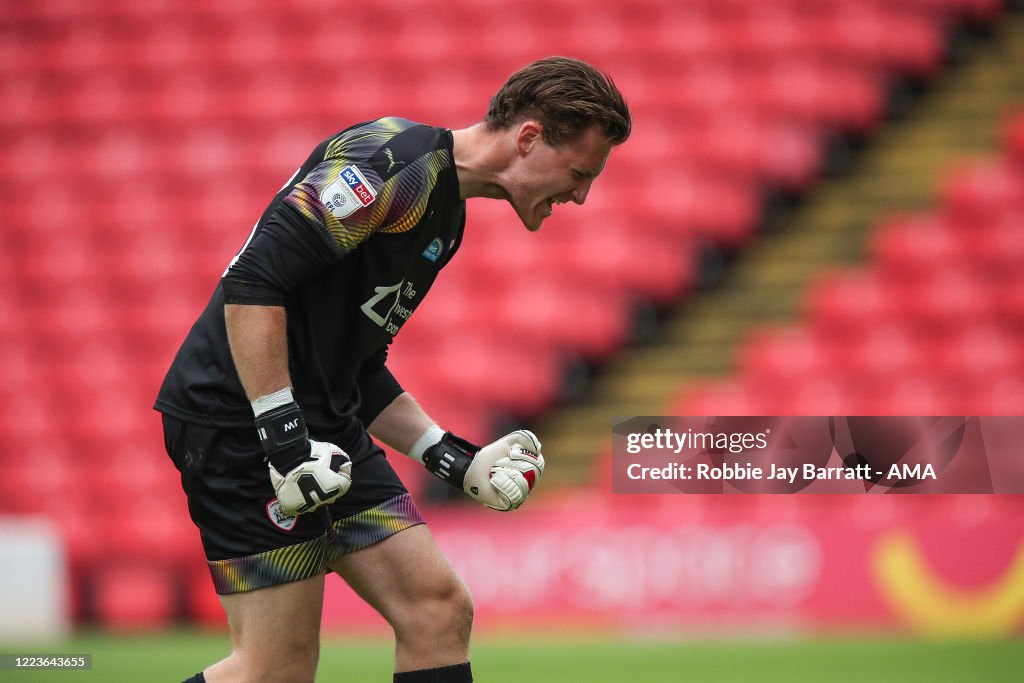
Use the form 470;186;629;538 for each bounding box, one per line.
321;165;378;219
342;166;376;207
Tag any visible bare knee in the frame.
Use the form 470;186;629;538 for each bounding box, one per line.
330;525;473;669
211;577;325;683
248;636;319;683
393;573;474;648
213;636;319;683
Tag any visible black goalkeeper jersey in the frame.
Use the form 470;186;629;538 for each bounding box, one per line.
155;117;465;453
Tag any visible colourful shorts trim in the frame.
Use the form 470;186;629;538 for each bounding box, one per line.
325;492;425;565
208;494;424;594
209;533;329;595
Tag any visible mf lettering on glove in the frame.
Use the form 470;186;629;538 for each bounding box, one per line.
253;388;353;515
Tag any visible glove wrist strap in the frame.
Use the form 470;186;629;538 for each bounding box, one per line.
423;432;479;489
409;425;446;463
251;387;295;417
254;401;310;472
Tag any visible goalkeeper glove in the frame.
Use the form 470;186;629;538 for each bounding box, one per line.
422;429;544;511
254;398;352;515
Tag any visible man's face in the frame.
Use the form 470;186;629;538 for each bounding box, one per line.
502;123;614;231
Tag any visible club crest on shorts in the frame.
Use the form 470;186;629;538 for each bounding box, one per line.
266;498;298;531
320;165;377;220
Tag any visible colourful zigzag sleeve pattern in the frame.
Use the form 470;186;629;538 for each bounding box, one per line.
283;118;452;252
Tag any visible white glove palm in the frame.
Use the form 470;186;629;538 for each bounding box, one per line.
268;439;352;515
464;430;545;511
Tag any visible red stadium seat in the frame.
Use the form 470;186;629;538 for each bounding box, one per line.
0;74;59;131
806;5;946;77
493;278;632;361
16;235;104;302
630;9;732;65
43;503;108;587
997;277;1024;329
805;268;899;334
100;498;197;564
670;65;751;118
0;132;61;187
858;372;954;414
634;166;762;247
674;114;823;190
0;387;62;446
966;376;1024;415
941;160;1024;224
92;563;177;630
879;10;947;77
770;375;866;415
870;213;963;278
966;212;1024;278
737;325;833;384
747;60;886;134
4;458;54;515
672;378;763;416
541;219;698;306
886;266;994;331
927;324;1023;389
832;323;926;380
726;7;816;65
399;329;565;418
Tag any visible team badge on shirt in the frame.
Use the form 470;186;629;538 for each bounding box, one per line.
320;165;377;219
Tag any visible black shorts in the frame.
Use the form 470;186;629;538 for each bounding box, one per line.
162;415;424;595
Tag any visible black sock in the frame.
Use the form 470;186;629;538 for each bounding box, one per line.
394;662;472;683
182;674;205;683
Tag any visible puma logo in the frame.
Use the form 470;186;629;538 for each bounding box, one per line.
384;148;405;174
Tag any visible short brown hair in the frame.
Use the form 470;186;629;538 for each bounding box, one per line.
484;56;631;146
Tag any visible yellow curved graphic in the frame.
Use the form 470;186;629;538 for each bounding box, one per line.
873;532;1024;636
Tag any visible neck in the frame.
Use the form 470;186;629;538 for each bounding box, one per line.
451;122;511;201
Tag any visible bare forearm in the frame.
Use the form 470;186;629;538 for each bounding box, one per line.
367;392;438;456
224;303;292;401
225;304;434;454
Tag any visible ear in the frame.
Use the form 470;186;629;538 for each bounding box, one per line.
514;120;544;156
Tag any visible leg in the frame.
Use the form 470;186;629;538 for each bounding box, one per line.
329;524;473;672
161;416;332;683
204;575;325;683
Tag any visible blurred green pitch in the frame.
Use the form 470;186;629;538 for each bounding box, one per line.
2;632;1022;682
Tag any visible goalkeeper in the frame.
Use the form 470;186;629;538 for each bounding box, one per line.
155;56;630;683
